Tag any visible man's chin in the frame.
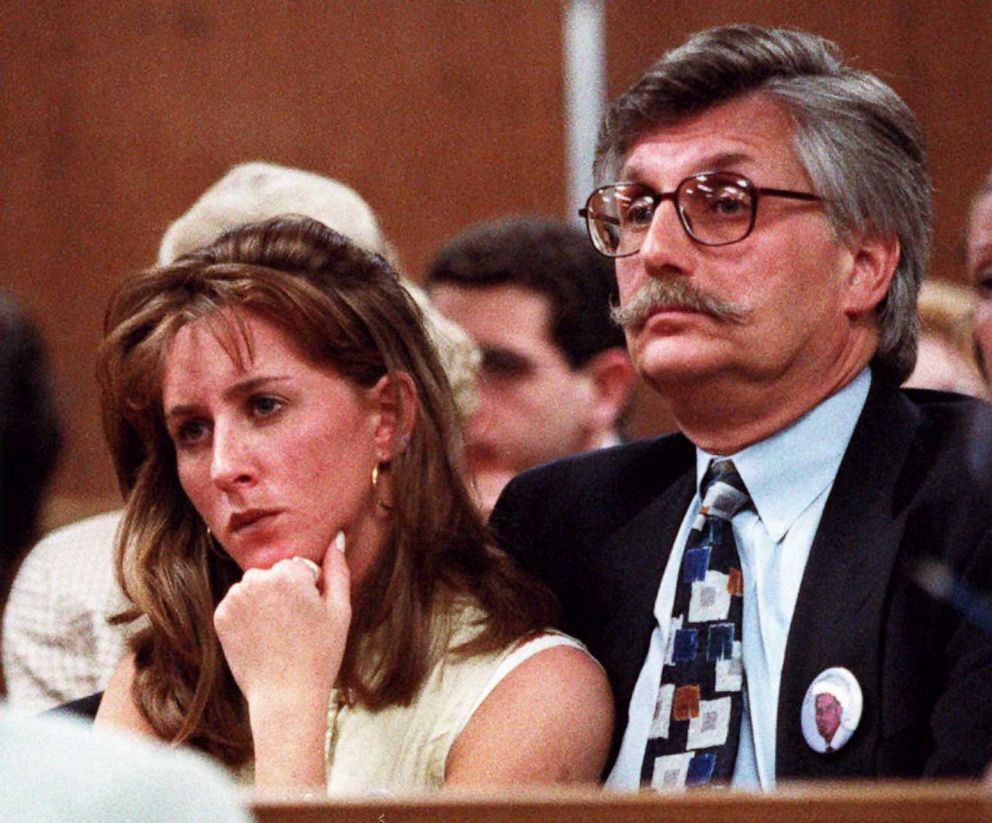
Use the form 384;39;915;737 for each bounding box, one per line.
635;345;727;389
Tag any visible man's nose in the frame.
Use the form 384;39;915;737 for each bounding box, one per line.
637;199;695;274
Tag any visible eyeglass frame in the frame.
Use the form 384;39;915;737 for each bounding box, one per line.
578;171;823;258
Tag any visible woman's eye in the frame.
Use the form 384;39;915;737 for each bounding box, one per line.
174;420;209;447
250;395;284;418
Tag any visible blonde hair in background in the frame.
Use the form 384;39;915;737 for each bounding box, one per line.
917;279;977;357
905;278;986;397
157;162;479;417
157;162;390;263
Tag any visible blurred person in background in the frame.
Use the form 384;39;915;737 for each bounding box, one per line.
967;170;992;381
426;216;636;514
0;293;62;680
903;278;986;397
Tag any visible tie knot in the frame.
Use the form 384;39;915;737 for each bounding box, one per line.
699;459;751;520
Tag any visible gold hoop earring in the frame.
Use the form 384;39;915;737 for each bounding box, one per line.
371;462;392;511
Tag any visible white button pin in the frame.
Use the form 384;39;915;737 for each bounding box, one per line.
801;666;863;753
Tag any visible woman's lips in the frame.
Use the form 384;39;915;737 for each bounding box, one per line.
228;509;282;535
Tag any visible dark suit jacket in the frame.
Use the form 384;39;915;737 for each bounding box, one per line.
491;376;992;779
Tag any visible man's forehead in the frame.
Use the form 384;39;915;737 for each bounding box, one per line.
617;95;799;183
430;282;557;350
620;149;757;183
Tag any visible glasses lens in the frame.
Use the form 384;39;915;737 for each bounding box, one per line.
584;189;622;256
585;184;655;257
678;173;755;245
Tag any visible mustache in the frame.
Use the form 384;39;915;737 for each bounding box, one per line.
610;277;751;328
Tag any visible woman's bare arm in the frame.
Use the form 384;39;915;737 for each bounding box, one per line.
214;536;351;792
444;644;613;785
94;653;159;738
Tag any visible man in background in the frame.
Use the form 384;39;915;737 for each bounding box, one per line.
0;292;62;674
426;216;637;513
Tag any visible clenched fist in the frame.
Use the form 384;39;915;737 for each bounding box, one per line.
214;531;351;790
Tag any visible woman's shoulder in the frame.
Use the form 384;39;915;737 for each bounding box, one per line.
326;606;610;791
442;626;613;784
436;603;604;736
342;605;591;755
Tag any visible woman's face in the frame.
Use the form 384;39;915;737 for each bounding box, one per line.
161;308;391;574
969;192;992;375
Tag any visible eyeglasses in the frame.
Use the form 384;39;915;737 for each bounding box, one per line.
578;171;822;258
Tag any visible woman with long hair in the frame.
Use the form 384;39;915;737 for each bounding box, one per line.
94;216;611;792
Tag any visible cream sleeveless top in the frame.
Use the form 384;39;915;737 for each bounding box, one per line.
322;609;589;793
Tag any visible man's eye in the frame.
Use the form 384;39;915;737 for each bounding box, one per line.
708;189;749;218
621;196;657;228
480;350;533;381
975;271;992;298
251;395;284;417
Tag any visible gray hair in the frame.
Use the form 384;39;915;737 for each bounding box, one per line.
595;24;931;384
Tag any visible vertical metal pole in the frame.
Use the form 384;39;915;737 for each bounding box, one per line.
563;0;606;221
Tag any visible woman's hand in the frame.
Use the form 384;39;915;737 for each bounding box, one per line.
214;530;350;790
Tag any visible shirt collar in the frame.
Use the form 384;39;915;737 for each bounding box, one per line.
696;368;871;542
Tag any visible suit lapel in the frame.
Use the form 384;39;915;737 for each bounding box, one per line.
572;437;695;766
777;379;920;778
592;470;695;721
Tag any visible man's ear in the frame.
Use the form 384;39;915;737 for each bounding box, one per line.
579;347;638;440
843;232;901;317
369;372;418;461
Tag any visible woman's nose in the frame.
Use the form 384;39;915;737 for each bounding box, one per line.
209;424;256;489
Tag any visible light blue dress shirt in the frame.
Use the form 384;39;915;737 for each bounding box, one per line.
606;368;871;791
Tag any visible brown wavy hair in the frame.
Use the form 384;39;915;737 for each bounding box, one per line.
97;216;557;766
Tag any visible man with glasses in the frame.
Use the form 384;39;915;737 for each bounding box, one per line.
492;24;992;788
426;216;636;514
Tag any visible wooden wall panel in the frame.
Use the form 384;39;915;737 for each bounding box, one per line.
898;1;992;278
1;1;565;515
4;2;992;515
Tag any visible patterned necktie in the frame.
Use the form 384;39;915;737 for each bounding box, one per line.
641;459;751;790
